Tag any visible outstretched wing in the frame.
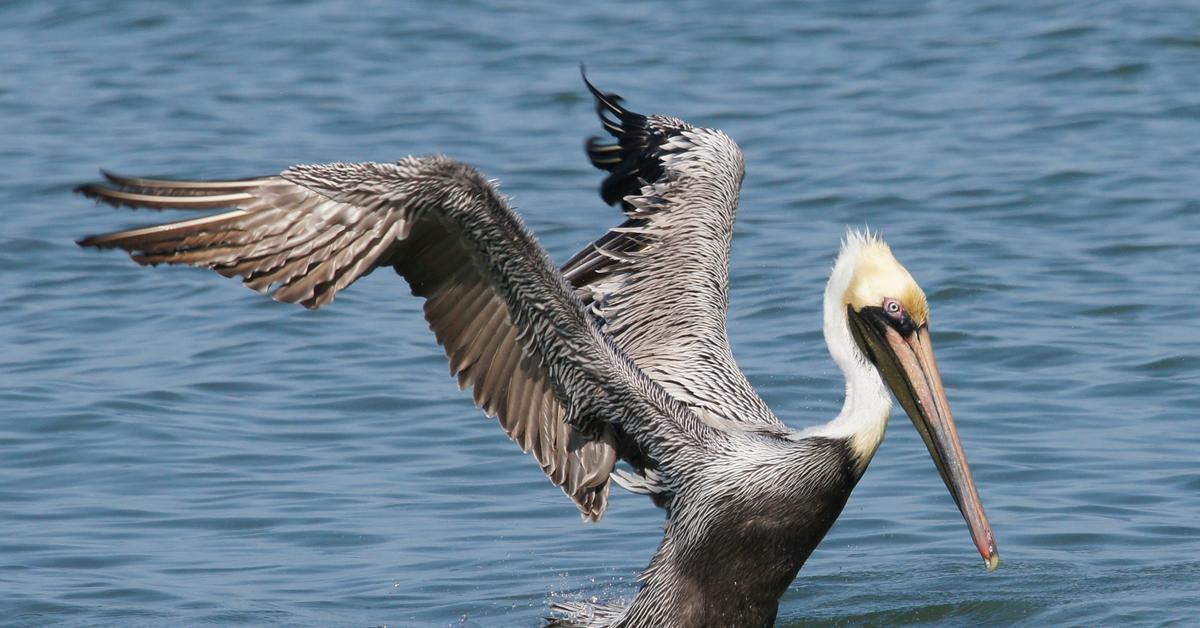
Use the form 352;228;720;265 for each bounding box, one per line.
566;75;784;433
77;158;717;520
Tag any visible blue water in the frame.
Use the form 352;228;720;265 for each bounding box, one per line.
3;1;1199;625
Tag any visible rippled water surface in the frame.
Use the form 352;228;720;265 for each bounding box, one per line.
3;1;1199;626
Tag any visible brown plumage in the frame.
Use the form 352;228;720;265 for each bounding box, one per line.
78;160;625;519
76;76;998;627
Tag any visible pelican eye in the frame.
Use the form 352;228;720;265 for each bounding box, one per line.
881;297;917;336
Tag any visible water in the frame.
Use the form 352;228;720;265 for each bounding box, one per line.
3;1;1198;625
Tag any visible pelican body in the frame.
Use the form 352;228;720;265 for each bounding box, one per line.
76;73;998;627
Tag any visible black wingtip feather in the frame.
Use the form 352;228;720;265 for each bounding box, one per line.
76;234;113;249
585;137;623;171
75;170;261;211
75;182;104;199
74;182;140;210
580;70;668;208
580;66;628;120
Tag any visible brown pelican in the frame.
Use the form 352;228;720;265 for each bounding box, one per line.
76;73;998;627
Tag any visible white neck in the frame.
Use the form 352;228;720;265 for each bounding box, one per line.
797;234;893;472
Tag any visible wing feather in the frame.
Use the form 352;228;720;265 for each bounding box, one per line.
574;73;785;432
78;157;715;519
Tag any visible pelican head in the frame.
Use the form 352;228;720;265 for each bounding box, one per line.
829;230;1000;571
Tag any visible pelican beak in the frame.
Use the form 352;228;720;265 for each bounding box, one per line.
849;308;1000;571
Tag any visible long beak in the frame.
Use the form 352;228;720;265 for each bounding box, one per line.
853;313;1000;571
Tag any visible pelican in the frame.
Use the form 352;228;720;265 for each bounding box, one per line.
76;73;998;627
